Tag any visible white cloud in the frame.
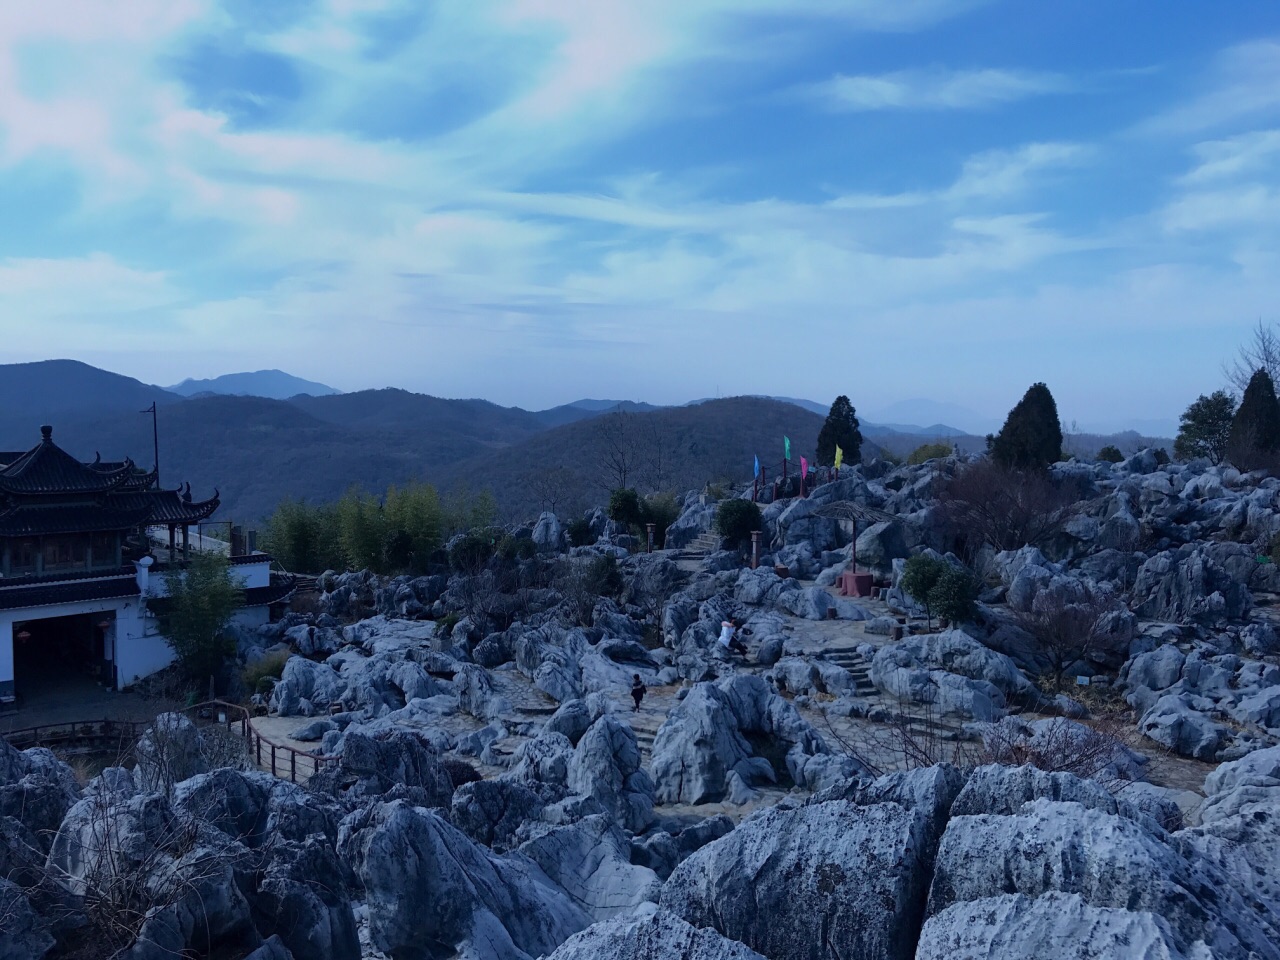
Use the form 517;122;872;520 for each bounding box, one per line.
1180;129;1280;183
1142;40;1280;135
810;67;1071;111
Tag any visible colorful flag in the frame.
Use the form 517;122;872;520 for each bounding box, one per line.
784;436;791;461
834;445;843;470
800;456;809;479
753;455;760;477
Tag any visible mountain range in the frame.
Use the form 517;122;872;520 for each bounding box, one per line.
0;361;1171;524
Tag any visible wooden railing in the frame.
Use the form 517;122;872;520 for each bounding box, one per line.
1;718;147;754
184;700;338;784
2;701;338;786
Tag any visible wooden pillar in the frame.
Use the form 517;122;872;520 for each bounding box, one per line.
168;525;176;560
645;523;655;553
182;525;190;562
751;530;761;570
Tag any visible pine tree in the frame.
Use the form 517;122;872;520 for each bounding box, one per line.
816;396;863;466
1173;391;1236;464
1227;369;1280;469
987;382;1063;470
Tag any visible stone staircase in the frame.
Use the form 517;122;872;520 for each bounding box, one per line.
682;531;723;559
820;646;876;696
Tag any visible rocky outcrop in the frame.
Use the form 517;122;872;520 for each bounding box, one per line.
663;765;962;960
544;910;767;960
869;631;1037;720
337;800;589;960
566;715;655;832
648;675;859;804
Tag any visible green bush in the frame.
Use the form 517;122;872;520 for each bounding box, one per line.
241;649;291;697
644;493;681;548
715;499;763;549
1096;445;1124;463
608;488;646;528
908;441;953;465
928;567;979;624
566;518;594;548
900;554;949;626
449;529;497;574
496;535;537;562
586;554;623;597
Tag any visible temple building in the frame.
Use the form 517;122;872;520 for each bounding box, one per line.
0;425;293;704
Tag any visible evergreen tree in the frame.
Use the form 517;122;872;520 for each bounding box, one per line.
1173;391;1236;464
1227;369;1280;469
816;396;863;466
987;382;1063;470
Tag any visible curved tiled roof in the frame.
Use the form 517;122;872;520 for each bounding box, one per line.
0;427;135;495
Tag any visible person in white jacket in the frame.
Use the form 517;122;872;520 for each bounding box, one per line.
718;619;749;656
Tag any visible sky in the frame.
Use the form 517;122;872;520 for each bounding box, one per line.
1;1;1279;433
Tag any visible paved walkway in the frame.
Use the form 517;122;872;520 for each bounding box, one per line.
0;673;182;736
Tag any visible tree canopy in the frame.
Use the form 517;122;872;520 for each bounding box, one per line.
816;396;862;466
987;382;1063;471
1174;391;1236;465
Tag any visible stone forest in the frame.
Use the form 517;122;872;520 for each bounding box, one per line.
3;385;1280;960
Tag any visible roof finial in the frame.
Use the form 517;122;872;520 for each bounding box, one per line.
40;425;52;441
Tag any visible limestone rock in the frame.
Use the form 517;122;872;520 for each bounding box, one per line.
543;910;767;960
337;800;589;960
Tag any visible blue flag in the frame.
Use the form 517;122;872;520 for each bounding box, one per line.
754;455;760;477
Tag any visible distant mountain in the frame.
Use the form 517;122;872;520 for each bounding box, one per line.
564;399;662;413
0;360;179;445
863;398;999;437
686;395;830;416
290;389;543;444
533;399;663;429
166;369;340;400
860;422;971;438
435;396;883;520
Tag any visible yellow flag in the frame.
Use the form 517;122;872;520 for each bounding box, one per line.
834;445;844;469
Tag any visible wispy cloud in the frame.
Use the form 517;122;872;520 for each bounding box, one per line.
1141;39;1280;135
808;66;1072;111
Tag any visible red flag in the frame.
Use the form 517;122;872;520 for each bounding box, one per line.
800;456;809;479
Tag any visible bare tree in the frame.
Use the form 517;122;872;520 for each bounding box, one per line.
978;714;1141;793
1223;319;1280;395
636;418;674;494
595;411;637;491
938;459;1082;558
1012;580;1130;692
526;467;576;514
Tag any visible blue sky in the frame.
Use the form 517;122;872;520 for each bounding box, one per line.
1;1;1279;432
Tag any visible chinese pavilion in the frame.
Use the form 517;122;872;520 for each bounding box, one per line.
0;425;292;703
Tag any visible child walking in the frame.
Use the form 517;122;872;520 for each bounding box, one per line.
630;674;647;712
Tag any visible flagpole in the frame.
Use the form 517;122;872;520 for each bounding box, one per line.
141;402;159;488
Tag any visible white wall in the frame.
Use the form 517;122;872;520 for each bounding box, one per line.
0;596;162;701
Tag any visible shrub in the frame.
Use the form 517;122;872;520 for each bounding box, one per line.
908;441;953;465
449;529;497;574
715;499;763;549
566;518;594;547
928;567;979;624
1012;580;1129;692
937;459;1082;556
496;535;537;562
1096;444;1124;463
644;493;681;548
241;649;290;697
899;554;950;627
608;488;646;528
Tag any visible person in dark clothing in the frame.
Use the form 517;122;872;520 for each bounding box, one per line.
630;674;647;711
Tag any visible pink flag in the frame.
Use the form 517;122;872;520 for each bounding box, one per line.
800;456;809;479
